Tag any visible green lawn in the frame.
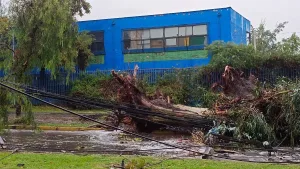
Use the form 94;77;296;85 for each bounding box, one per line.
0;152;298;169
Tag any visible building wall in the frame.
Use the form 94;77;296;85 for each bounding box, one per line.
230;9;251;44
78;7;250;71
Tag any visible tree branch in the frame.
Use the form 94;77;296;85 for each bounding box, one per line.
0;42;15;53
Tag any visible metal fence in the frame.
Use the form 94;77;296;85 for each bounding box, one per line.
29;67;300;96
2;67;300;105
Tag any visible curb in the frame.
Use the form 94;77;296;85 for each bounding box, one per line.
8;125;102;131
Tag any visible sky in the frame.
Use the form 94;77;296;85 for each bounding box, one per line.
2;0;299;38
78;0;300;39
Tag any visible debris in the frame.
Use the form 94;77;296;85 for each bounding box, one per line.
17;164;25;167
191;130;205;144
111;67;214;132
0;136;5;149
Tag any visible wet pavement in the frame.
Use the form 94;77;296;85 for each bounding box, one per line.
1;130;300;163
1;130;197;156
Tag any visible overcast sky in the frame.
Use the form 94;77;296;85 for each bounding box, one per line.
78;0;299;39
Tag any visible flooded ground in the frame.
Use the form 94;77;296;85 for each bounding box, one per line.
1;130;300;163
9;112;103;126
2;130;195;156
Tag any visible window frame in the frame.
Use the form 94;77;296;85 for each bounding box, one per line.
88;31;105;55
122;24;208;54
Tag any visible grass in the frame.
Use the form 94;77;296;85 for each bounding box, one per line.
0;152;299;169
9;106;108;114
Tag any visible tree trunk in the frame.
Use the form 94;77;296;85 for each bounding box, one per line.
15;104;21;117
40;67;46;90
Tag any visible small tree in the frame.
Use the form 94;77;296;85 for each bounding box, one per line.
254;21;288;54
0;0;93;125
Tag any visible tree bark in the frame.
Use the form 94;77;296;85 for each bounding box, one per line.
15;104;21;117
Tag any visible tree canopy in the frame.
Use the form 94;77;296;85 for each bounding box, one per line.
7;0;93;80
0;0;93;126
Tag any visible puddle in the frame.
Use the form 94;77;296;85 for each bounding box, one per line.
2;130;300;162
1;130;196;156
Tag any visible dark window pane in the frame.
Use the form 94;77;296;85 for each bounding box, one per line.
189;36;206;46
89;32;104;42
150;39;164;48
124;40;143;50
123;40;131;49
123;31;131;40
91;42;104;52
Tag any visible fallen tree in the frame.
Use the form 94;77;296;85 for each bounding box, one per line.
110;65;214;133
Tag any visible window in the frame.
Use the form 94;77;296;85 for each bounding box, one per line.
246;32;251;45
89;31;104;53
123;24;208;52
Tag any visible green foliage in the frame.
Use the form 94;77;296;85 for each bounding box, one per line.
268;80;300;146
205;22;300;71
254;21;288;54
232;109;275;142
4;0;92;80
0;2;12;66
0;88;10;128
76;32;94;71
125;158;147;169
0;0;92;126
228;79;300;145
9;0;77;79
206;41;259;71
277;33;300;59
71;0;91;17
139;69;217;107
70;73;116;101
0;87;34;127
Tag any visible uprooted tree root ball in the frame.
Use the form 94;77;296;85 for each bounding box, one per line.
212;66;300;146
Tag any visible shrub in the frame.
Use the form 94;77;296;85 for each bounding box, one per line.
70;73;118;101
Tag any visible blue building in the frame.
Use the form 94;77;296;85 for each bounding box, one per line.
78;7;250;71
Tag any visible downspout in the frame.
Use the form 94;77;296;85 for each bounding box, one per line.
217;12;222;40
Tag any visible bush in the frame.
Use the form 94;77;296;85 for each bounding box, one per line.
138;69;217;107
70;73;118;101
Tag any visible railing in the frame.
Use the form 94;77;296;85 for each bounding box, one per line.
2;67;300;105
29;67;300;96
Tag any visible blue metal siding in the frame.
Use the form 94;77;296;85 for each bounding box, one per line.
78;7;249;71
230;8;251;44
